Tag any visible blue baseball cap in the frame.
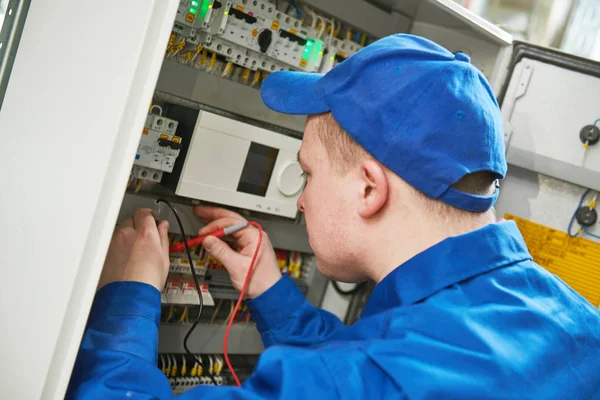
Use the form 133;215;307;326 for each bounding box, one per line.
260;34;507;212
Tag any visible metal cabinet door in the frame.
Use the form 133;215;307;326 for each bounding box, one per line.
0;1;178;398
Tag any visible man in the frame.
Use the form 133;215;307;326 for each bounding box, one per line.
68;34;600;399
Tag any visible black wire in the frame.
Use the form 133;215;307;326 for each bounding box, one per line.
156;199;218;386
331;280;367;296
567;189;593;238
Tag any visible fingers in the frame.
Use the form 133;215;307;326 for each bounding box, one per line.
133;208;157;232
118;217;134;229
194;206;247;224
198;217;246;236
202;236;246;271
158;220;170;256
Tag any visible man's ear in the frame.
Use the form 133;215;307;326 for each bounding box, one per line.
357;159;389;218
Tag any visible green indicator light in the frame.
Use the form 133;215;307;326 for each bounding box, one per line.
330;56;335;61
302;54;309;60
189;8;197;14
191;0;199;6
307;41;312;46
319;51;324;55
304;48;309;53
200;0;211;20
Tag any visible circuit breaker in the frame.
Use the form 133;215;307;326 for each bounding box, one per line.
169;0;350;75
220;1;324;72
319;37;362;73
132;113;183;183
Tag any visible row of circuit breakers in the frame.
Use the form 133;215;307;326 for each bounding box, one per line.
173;0;364;73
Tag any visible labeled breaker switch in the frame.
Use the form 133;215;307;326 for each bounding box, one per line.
158;138;183;150
279;30;306;46
229;7;257;24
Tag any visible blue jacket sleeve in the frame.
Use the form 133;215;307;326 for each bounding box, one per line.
67;281;394;400
246;275;345;347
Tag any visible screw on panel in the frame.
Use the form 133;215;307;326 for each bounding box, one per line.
576;206;598;227
580;125;600;148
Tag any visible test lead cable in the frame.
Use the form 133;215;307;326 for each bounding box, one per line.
159;199;261;387
156;199;218;386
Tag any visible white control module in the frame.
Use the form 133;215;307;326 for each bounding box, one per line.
175;111;304;218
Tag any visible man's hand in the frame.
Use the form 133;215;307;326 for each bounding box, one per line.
195;206;282;299
98;208;170;291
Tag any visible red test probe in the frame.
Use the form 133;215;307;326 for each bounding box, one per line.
169;222;249;253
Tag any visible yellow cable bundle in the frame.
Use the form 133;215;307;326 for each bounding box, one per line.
166;33;177;55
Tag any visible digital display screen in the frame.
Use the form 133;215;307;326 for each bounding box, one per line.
237;142;279;197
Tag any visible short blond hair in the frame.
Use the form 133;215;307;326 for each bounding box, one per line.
313;113;369;173
315;113;497;213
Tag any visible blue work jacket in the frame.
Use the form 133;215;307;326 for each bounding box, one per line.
67;221;600;398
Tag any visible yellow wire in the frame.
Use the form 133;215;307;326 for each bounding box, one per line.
224;300;235;324
251;70;261;87
201;49;208;67
360;33;367;46
134;178;143;193
210;299;223;324
242;68;251;83
208;52;217;71
221;61;233;77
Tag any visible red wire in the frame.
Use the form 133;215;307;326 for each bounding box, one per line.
223;221;262;387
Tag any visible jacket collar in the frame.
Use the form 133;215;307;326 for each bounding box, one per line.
361;221;532;318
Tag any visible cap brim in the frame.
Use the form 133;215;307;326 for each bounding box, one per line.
260;71;330;115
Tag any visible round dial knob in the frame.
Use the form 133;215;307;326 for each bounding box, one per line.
258;29;273;53
277;162;305;197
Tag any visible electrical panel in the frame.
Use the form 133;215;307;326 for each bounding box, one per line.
167;0;365;78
